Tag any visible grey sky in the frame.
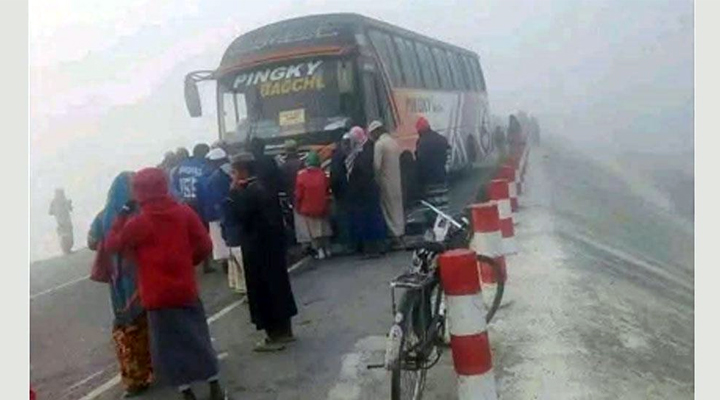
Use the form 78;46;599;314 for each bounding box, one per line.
29;0;693;260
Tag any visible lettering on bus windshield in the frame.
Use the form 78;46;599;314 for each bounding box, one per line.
234;60;326;98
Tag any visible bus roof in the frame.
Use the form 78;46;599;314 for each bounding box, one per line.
219;13;479;74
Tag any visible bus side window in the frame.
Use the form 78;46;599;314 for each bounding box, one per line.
454;54;473;91
432;47;454;90
462;56;480;91
369;30;404;87
471;57;487;92
393;36;421;88
373;73;395;131
446;51;465;90
362;72;381;125
416;42;440;89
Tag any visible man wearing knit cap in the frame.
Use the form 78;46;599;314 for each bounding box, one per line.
415;116;449;194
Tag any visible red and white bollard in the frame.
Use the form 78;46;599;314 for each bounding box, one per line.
439;249;498;400
469;203;508;305
469;202;503;259
499;165;519;212
487;179;518;255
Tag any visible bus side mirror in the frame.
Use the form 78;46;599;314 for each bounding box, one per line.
185;76;202;117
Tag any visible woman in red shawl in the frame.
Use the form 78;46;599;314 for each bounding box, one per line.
105;168;226;400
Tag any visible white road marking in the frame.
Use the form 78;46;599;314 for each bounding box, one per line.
206;299;244;324
288;256;311;273
72;256;310;399
76;375;120;400
64;370;105;396
74;298;244;400
30;275;89;300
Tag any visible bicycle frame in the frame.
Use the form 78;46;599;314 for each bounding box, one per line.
389;272;444;372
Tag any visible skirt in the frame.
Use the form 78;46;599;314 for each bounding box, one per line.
228;247;247;294
348;201;387;243
147;302;219;387
293;210;333;244
112;314;153;390
208;221;230;260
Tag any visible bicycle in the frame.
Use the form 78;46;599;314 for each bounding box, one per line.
370;200;505;400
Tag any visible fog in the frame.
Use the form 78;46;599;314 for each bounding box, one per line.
29;0;693;261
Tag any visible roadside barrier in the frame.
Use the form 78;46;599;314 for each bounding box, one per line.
487;179;518;255
439;249;498;400
498;165;519;212
469;203;507;290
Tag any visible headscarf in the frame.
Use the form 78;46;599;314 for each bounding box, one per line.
416;116;430;133
284;139;298;155
99;172;133;238
305;151;321;168
344;126;368;179
133;167;171;204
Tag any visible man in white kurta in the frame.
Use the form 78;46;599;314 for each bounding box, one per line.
368;121;405;239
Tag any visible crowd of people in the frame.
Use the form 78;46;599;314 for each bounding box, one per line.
83;116;453;399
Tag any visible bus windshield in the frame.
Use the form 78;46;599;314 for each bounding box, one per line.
219;57;357;143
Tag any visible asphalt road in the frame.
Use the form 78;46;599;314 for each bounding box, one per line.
29;158;497;400
30;140;694;399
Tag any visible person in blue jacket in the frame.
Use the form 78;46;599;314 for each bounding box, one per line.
172;144;210;212
198;148;233;275
173;143;215;273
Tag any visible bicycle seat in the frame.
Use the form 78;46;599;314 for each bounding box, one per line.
408;241;446;254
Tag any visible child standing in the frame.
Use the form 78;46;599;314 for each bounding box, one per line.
294;151;333;259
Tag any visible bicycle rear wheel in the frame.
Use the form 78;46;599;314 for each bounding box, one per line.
391;292;428;400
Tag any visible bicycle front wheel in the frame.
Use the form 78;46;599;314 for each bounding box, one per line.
391;291;428;400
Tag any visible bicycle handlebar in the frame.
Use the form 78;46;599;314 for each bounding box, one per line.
419;200;464;229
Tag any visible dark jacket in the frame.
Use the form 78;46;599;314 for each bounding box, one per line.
279;155;303;202
416;129;449;186
223;177;297;329
330;147;348;201
255;154;282;196
347;141;381;206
